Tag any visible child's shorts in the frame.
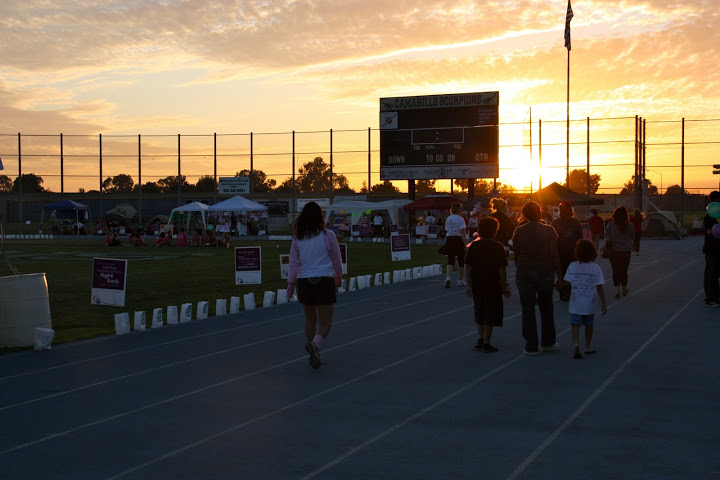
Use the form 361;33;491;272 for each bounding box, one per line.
570;313;595;326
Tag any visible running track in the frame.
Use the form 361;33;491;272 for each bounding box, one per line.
1;236;718;479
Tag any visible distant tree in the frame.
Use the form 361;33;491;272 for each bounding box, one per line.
274;177;293;193
195;175;217;193
564;169;601;194
102;174;134;193
156;175;192;193
415;179;436;193
0;175;12;192
78;188;86;194
371;180;401;193
360;181;369;194
278;157;353;194
620;175;658;195
664;184;689;195
12;173;46;193
453;178;506;194
140;181;162;193
235;169;276;193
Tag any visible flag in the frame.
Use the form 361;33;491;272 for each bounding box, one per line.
564;0;574;50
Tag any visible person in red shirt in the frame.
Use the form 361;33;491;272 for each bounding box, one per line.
587;208;605;252
154;232;172;247
175;228;188;247
191;229;201;247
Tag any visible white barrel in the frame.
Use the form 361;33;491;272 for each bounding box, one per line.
0;273;52;348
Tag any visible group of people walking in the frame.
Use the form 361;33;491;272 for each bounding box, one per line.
285;199;640;369
444;199;638;359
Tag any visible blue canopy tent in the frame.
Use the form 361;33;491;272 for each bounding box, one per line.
42;200;91;233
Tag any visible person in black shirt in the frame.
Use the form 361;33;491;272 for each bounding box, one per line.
465;216;511;353
551;201;583;301
703;191;720;306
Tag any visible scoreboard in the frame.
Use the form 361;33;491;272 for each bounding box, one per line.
379;92;499;181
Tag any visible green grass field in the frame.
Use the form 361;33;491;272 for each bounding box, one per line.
0;237;446;350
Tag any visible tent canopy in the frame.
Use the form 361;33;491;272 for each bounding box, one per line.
529;182;604;206
169;201;210;231
42;200;90;221
105;203;138;219
642;211;685;239
402;195;461;212
208;195;268;216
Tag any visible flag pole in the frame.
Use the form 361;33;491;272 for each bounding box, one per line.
566;47;570;188
564;0;573;189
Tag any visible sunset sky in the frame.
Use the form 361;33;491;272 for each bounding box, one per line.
1;0;719;194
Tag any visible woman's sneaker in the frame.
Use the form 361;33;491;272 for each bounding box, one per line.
444;278;451;288
305;342;322;369
483;343;499;353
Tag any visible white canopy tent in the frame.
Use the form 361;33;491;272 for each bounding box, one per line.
207;195;268;216
208;195;269;235
167;201;210;233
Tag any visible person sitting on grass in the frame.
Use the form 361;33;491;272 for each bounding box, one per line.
175;228;188;247
464;216;511;353
154;232;172;247
128;230;146;246
562;239;607;359
220;232;230;248
191;229;201;247
105;231;121;247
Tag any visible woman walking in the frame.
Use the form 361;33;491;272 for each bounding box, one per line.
632;208;645;255
287;202;344;369
605;206;635;298
442;202;468;288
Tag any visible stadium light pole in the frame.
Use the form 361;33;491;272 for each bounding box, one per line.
646;169;663;194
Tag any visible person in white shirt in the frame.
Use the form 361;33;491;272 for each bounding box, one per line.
441;202;468;288
562;239;607;359
372;212;384;238
425;212;436;225
287;202;344;369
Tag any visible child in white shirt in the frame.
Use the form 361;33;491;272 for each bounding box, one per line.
563;239;607;359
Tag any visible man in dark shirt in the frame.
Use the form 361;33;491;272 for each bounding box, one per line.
551;201;583;301
703;191;720;306
512;201;563;354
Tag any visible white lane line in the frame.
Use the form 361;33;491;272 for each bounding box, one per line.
1;303;473;456
103;322;481;480
504;289;702;480
300;354;526;480
0;292;457;412
297;259;696;478
0;280;444;379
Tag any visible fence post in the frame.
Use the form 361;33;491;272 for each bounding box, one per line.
138;134;142;226
99;134;103;220
367;127;371;195
60;133;64;198
177;134;181;205
17;133;22;234
681;117;685;225
249;131;253;196
214;132;218;204
330;128;334;202
292;131;296;225
538;120;542;190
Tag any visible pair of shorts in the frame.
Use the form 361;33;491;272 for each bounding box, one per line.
444;236;466;267
297;277;337;305
472;292;504;327
570;313;595;326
